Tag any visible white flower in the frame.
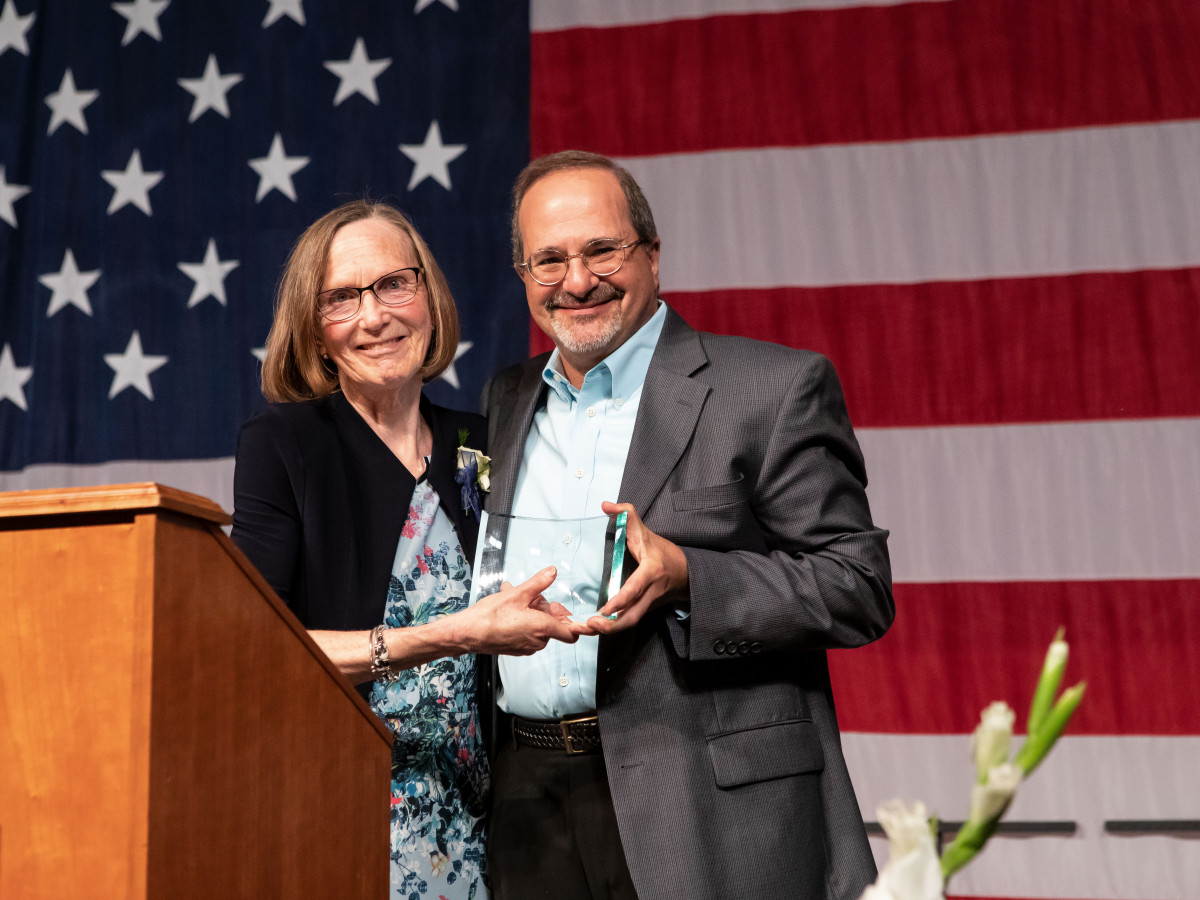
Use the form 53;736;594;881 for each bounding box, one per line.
971;701;1015;783
456;445;491;492
860;799;945;900
877;798;932;858
968;762;1021;826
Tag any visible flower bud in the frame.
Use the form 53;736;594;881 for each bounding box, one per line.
968;763;1021;826
971;702;1014;783
1015;681;1086;775
1027;627;1067;737
941;763;1021;881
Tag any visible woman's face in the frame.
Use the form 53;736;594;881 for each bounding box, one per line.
317;218;432;403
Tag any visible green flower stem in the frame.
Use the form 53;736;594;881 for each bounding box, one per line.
1027;627;1067;737
1015;681;1086;776
940;807;1008;882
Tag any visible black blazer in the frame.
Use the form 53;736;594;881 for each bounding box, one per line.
231;392;485;634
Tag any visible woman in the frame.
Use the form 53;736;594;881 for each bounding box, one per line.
232;200;581;899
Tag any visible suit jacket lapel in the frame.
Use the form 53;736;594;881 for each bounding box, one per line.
490;312;709;520
483;360;547;757
600;308;708;683
489;359;549;515
618;307;710;518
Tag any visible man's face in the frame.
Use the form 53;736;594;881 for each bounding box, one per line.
517;168;660;384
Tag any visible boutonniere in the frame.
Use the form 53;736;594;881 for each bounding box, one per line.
453;428;491;519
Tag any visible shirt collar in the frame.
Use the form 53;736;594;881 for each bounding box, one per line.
541;300;667;402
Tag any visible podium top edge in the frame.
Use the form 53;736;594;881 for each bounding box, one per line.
0;482;232;525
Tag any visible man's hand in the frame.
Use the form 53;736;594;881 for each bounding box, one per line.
588;501;689;633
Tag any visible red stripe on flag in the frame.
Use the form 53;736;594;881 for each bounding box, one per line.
830;579;1200;736
532;0;1200;157
530;268;1200;426
658;268;1200;427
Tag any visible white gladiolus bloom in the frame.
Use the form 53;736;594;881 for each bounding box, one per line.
860;799;945;900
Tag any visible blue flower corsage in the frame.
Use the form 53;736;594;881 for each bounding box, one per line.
453;430;491;519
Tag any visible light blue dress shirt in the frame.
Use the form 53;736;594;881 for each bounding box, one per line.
498;302;667;719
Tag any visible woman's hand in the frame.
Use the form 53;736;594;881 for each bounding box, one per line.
309;567;593;684
459;566;594;656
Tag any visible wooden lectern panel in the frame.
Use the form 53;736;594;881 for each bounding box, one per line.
0;484;391;899
0;514;158;897
144;509;390;898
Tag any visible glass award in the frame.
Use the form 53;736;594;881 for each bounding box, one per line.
470;510;629;623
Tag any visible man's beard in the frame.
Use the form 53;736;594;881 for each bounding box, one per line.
545;283;624;356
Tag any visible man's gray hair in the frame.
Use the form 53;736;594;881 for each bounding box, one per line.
510;150;658;266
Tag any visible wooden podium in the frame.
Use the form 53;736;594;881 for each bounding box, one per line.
0;484;392;899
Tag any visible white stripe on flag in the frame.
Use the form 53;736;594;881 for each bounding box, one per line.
619;120;1200;291
845;732;1200;899
0;458;236;519
12;416;1196;586
858;418;1200;582
531;0;958;32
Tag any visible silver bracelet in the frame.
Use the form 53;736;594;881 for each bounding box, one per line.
369;625;391;679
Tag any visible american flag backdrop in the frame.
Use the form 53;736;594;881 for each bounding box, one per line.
3;2;1200;898
0;0;530;498
528;2;1200;899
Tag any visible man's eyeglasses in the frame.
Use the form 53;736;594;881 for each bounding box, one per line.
517;239;644;287
317;267;423;322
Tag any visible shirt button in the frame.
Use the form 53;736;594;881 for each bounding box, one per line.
586;406;596;417
574;468;584;478
562;534;572;544
614;397;624;407
559;675;570;687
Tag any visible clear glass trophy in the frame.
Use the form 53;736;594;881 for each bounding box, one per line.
470;510;629;622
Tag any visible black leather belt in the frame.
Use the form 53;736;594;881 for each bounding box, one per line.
512;714;601;755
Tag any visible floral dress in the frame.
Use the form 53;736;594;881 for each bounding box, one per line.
368;479;489;900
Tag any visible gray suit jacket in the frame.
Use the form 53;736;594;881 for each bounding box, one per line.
482;306;894;899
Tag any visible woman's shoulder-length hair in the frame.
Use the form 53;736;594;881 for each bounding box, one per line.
260;199;461;403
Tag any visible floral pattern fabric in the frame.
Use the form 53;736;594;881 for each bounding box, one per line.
369;480;489;900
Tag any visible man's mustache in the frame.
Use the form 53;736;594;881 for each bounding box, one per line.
546;283;624;311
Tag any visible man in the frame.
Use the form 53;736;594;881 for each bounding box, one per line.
481;150;894;899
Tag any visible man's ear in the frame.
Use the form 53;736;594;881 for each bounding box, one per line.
646;238;661;285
